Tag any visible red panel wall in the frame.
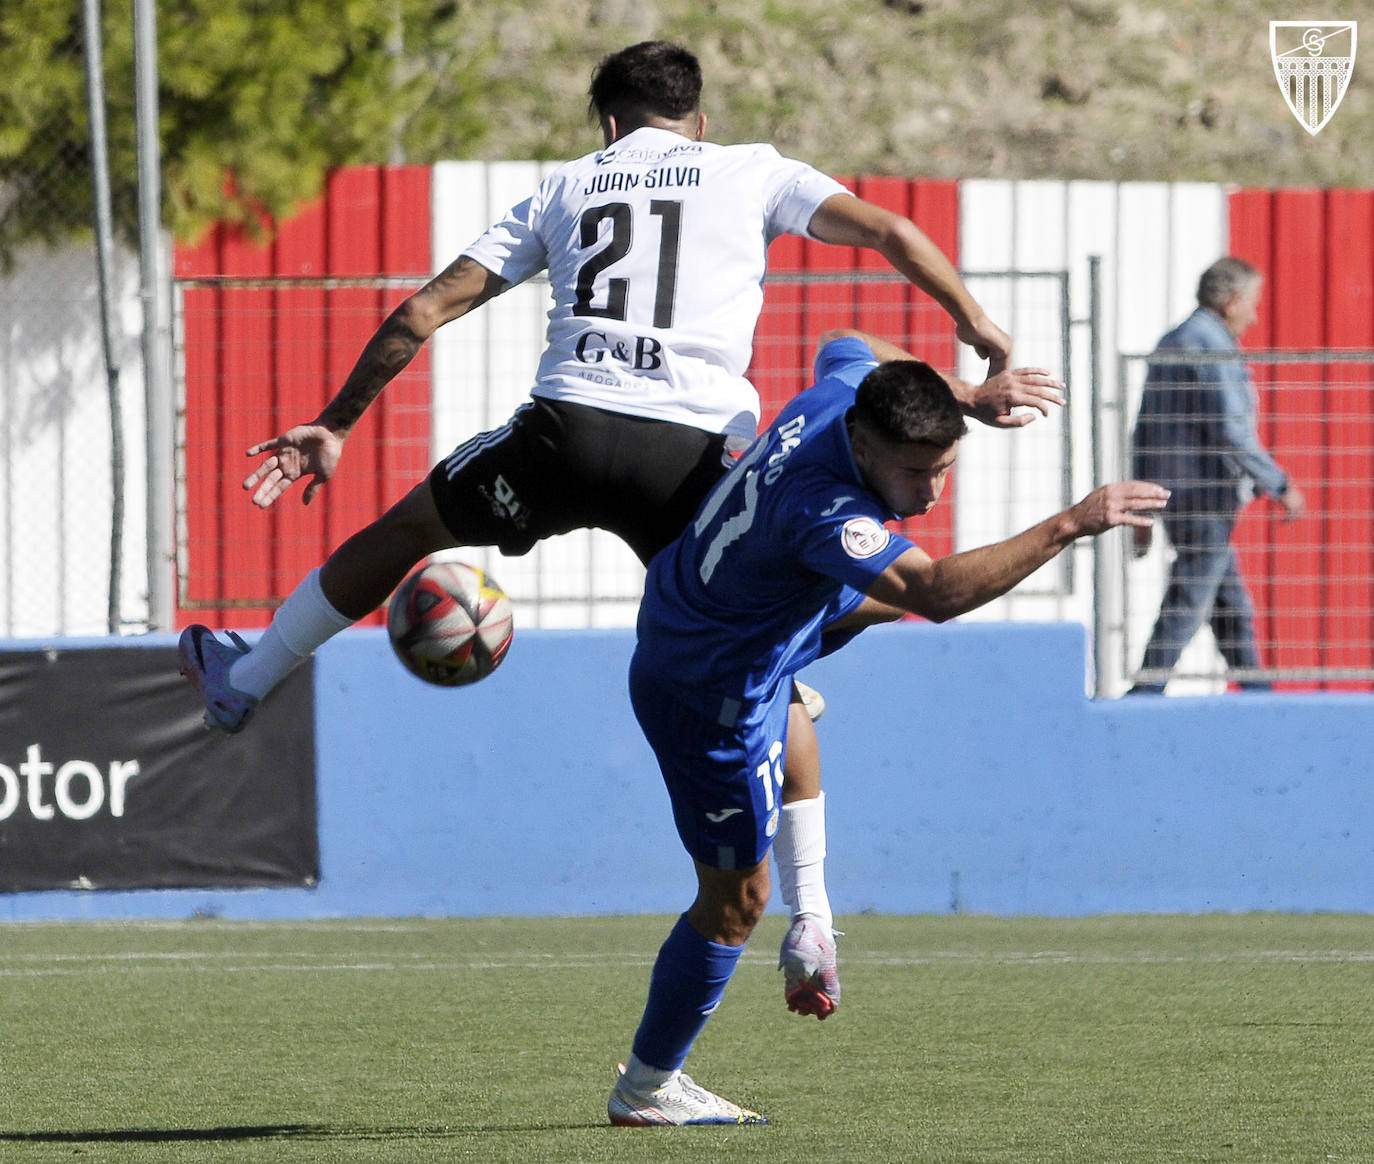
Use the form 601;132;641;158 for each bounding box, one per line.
269;198;329;604
176;169;1369;685
177;171;969;626
175;166;432;629
1322;191;1374;687
1229;187;1374;688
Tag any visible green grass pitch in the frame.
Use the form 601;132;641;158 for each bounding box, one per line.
1;913;1371;1162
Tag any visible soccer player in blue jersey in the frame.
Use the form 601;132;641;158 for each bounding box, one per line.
607;329;1169;1126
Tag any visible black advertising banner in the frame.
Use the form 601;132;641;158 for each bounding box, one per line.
0;646;317;892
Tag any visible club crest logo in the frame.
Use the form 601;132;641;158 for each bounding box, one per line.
1270;21;1357;135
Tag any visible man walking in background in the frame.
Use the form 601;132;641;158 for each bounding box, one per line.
1129;256;1305;694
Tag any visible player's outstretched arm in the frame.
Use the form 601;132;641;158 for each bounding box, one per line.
865;481;1170;623
242;257;506;508
806;195;1012;373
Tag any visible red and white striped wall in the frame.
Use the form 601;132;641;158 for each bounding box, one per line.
172;167;1374;690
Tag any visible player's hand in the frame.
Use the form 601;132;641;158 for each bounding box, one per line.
964;367;1066;429
1279;482;1306;521
243;424;346;508
1070;481;1170;538
956;314;1012;376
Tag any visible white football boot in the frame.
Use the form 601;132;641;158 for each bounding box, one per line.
779;917;841;1019
608;1064;768;1126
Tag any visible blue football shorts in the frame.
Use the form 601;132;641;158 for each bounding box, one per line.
628;651;792;871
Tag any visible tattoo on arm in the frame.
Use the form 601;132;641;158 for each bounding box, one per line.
317;314;427;433
314;257;503;434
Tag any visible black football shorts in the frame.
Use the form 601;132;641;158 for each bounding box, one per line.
427;397;733;565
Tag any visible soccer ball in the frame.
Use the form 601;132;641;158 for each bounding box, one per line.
387;562;513;687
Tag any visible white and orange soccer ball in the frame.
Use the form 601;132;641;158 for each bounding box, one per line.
386;562;514;687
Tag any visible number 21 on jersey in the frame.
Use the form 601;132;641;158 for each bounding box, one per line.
573;200;682;328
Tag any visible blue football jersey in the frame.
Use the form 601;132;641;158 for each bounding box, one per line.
637;336;916;716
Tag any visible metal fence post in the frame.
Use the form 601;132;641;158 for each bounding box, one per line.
82;0;124;635
135;0;174;630
1085;255;1112;696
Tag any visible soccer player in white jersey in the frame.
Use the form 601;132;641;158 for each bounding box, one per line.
607;329;1168;1125
178;42;1060;1015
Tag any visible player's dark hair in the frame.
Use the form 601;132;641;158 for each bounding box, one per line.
1197;256;1260;310
852;360;968;448
588;41;703;124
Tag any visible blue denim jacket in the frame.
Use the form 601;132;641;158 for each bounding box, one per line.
1130;307;1287;511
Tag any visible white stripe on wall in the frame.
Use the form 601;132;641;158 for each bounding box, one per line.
959;178;1227;690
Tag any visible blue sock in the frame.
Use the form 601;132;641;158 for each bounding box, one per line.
630;914;745;1072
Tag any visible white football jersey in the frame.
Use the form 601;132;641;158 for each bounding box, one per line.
461;127;851;439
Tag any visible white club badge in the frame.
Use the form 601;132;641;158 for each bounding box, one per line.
1270;22;1357;136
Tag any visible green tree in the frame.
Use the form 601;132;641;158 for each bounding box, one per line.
0;0;492;259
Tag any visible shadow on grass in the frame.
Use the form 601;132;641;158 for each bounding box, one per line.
0;1121;606;1145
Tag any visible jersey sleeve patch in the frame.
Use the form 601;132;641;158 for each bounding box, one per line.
840;516;890;559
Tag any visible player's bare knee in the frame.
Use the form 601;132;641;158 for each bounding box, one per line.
709;904;764;946
735;864;771;930
740;886;769;929
690;860;770;943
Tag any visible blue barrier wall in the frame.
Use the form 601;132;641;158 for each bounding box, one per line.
4;623;1371;920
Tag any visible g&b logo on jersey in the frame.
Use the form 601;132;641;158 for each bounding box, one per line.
841;516;889;559
574;329;664;372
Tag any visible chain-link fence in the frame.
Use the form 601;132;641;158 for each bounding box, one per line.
0;16;150;639
1105;349;1374;694
171;268;1076;632
13;218;1374;702
0;243;149;638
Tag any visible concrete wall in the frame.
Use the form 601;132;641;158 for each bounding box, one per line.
3;623;1369;921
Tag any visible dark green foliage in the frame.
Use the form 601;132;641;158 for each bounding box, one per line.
0;0;492;257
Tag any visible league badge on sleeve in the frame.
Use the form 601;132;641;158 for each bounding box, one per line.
840;516;890;559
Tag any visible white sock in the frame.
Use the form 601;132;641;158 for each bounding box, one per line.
773;792;834;934
229;568;355;700
622;1053;674;1089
